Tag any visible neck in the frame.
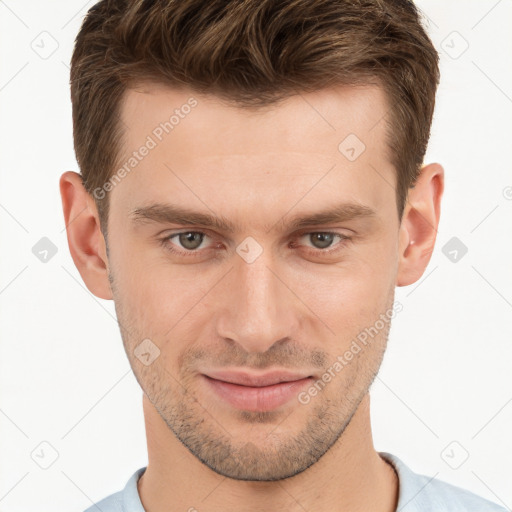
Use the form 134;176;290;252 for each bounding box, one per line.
137;393;398;512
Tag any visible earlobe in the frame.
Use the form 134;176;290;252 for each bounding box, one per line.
396;163;444;287
59;171;113;300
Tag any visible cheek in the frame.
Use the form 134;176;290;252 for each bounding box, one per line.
110;246;171;333
114;250;214;345
290;237;397;339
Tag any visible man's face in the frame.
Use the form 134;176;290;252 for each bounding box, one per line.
106;83;401;480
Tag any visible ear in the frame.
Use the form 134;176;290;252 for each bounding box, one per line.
59;171;113;300
396;163;444;287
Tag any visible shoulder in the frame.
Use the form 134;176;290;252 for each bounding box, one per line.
380;452;507;512
84;490;124;512
83;467;147;512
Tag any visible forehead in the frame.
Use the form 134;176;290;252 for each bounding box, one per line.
111;82;395;224
119;81;390;154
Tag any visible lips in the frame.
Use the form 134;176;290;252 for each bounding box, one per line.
201;369;315;412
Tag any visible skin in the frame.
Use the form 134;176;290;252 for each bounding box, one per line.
60;82;443;512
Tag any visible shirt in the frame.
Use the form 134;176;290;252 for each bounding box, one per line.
84;452;507;511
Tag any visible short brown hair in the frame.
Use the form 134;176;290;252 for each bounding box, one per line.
70;0;440;231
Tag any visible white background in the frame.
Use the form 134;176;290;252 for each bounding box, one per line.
0;1;511;511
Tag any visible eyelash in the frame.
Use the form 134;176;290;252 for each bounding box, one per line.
158;230;351;258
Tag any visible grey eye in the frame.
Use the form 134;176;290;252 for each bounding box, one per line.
308;233;336;249
177;232;204;250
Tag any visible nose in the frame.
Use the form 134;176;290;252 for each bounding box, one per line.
215;250;301;354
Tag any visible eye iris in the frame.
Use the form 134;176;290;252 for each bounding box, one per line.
311;233;335;249
174;232;337;251
179;232;203;250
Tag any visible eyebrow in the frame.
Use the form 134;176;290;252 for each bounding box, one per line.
129;201;377;233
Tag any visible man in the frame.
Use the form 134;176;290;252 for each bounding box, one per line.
60;0;506;511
